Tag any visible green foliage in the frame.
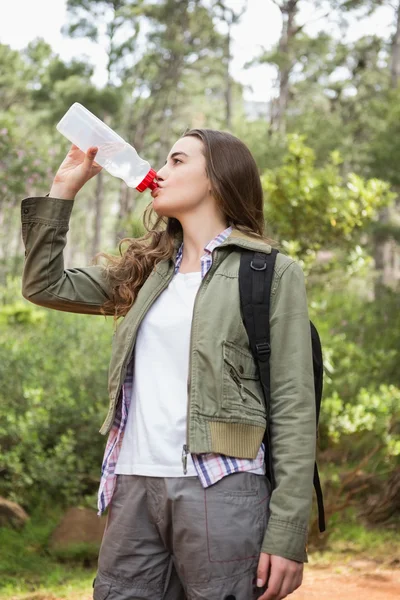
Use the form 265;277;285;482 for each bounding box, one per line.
322;385;400;453
0;300;46;326
262;135;395;265
0;111;52;201
310;506;400;566
0;507;62;585
328;507;400;550
0;507;96;596
368;87;400;186
309;279;400;469
127;215;147;239
50;542;100;564
0;279;113;509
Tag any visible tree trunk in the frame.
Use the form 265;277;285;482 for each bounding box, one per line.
115;182;136;244
391;1;400;88
377;1;399;289
373;206;391;298
278;65;290;134
11;222;24;277
1;201;14;264
276;0;299;134
225;27;232;130
91;170;104;258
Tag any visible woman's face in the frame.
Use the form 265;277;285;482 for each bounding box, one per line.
153;136;212;218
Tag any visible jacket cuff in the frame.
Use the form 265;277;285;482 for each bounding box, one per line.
21;197;74;224
261;517;308;563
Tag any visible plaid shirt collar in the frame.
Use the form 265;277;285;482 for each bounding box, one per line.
174;225;233;274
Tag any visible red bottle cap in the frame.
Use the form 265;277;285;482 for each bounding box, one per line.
136;168;158;192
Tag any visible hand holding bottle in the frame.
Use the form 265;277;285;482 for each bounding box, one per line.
49;144;103;200
55;103;158;193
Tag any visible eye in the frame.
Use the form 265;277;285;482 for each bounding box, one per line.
172;158;182;164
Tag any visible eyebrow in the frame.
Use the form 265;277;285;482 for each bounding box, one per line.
164;151;189;165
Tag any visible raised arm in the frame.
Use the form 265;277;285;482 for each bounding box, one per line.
21;145;114;315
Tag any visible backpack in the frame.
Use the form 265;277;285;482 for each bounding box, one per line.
239;248;326;533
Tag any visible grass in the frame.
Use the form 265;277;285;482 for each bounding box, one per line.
0;570;95;600
0;507;399;599
309;507;400;567
0;506;98;599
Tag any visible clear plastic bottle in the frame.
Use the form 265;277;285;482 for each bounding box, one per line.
56;103;158;192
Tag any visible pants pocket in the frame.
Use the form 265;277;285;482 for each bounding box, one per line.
204;474;268;569
93;581;112;600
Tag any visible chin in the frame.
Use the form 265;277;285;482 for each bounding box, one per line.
152;197;181;219
152;200;171;218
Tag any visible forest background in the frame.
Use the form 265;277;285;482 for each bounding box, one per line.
0;0;399;598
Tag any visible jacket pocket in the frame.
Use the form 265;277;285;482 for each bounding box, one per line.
222;341;266;420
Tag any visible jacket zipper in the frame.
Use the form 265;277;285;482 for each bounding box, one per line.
228;366;262;405
183;247;220;473
229;367;247;401
182;444;189;474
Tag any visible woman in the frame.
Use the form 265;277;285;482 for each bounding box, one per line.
21;129;316;600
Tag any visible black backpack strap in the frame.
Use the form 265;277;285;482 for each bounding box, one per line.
239;249;279;488
239;249;327;534
310;322;323;425
314;463;326;532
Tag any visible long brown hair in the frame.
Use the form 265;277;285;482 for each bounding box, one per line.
99;128;266;318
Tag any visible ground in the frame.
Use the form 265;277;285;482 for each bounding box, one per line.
293;562;400;599
4;562;400;600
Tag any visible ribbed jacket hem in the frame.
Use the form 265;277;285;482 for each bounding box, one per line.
208;421;265;459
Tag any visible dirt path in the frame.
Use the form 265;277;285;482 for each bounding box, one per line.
292;564;400;600
6;564;400;600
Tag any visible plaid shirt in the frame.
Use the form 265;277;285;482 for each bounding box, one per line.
97;226;265;515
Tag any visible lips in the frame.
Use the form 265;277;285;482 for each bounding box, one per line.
151;188;162;198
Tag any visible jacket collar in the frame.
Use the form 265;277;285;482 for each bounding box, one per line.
171;226;272;265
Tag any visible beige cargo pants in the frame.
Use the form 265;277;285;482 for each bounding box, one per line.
93;472;270;600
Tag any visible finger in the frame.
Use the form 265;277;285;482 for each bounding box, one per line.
68;144;85;159
294;568;303;591
262;563;284;600
279;571;297;599
83;146;99;169
257;552;270;589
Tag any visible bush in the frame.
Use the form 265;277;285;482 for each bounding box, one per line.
0;278;114;510
310;279;400;472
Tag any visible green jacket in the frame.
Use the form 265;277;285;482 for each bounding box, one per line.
21;196;316;563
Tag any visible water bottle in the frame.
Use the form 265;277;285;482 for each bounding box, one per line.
56;103;158;192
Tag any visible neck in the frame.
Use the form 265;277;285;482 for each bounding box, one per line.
179;210;229;266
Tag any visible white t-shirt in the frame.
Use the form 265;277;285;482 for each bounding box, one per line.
115;271;201;477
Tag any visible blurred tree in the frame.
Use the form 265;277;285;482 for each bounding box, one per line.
0;44;31;111
0;115;50;276
262;135;395;267
61;1;230;243
334;1;400;292
247;0;335;133
335;0;400;87
111;0;227;240
63;0;143;254
0;279;113;508
63;0;143;87
211;0;248;130
22;39;94;113
285;34;388;169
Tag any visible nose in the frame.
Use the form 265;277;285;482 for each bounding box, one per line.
156;163;168;181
